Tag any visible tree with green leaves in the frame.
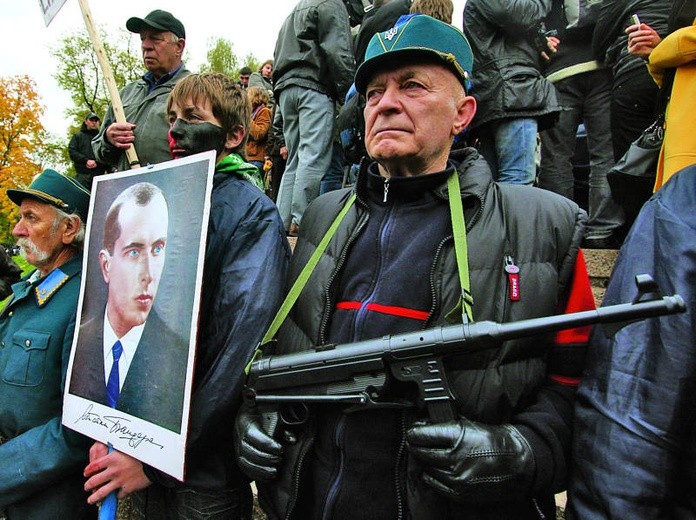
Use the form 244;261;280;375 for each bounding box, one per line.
200;37;261;80
51;27;142;128
50;27;141;177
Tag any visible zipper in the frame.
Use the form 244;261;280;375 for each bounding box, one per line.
284;429;315;520
319;208;368;345
504;255;521;302
320;415;347;520
394;411;408;520
426;237;450;327
532;498;546;519
383;177;390;203
352;202;394;341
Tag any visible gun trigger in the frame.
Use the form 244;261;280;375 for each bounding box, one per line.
344;392;412;414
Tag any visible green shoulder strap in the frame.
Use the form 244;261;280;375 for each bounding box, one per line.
245;193;357;373
446;172;474;323
246;173;473;373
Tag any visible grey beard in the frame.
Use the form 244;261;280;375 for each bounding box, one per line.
16;238;50;265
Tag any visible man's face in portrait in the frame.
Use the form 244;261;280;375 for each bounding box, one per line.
239;73;250;87
100;193;169;338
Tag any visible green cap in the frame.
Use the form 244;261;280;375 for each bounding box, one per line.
7;169;91;221
355;15;473;95
126;9;186;39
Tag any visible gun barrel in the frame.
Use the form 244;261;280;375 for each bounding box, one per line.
249;294;686;395
495;295;686;341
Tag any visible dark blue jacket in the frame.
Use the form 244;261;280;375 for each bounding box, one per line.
146;169;290;490
570;166;696;518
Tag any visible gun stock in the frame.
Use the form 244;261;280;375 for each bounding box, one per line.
246;275;685;424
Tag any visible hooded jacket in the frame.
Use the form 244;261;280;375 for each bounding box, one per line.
143;157;289;492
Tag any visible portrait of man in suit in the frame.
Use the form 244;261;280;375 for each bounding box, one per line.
69;182;187;433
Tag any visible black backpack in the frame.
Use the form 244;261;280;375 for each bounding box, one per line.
337;91;368;165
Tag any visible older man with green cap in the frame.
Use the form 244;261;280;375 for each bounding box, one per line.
92;9;189;172
235;15;594;519
0;170;96;519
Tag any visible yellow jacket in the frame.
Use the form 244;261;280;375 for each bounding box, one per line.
649;20;696;190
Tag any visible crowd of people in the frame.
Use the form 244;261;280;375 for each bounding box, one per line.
2;0;695;519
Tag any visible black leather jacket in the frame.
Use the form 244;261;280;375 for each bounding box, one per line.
592;0;672;83
272;0;355;103
258;149;589;519
463;0;560;131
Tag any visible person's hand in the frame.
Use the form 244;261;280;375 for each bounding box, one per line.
84;441;152;504
234;404;283;481
86;159;97;169
541;36;560;62
280;146;289;161
406;419;535;503
105;122;137;150
626;23;662;60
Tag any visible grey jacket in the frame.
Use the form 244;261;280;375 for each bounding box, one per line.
92;65;190;172
272;0;355;103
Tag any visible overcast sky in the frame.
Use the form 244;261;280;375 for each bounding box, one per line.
0;0;465;137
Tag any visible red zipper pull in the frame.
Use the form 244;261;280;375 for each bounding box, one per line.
504;255;520;301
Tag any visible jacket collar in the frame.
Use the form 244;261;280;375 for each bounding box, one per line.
10;255;82;308
355;147;493;208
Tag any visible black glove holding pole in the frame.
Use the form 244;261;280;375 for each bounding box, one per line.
234;403;283;481
406;418;536;503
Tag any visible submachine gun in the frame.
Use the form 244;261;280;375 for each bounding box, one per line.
245;275;686;425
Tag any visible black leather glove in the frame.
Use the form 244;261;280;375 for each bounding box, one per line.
234;404;283;481
406;419;535;503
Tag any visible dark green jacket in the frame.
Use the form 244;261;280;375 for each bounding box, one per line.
92;65;191;172
0;256;95;518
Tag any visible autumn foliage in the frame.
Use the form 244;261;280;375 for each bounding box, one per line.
0;75;45;243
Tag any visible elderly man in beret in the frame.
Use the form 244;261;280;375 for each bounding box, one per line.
235;15;594;519
0;170;96;518
92;9;190;172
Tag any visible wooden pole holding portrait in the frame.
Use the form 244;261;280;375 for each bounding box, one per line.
74;4;141;516
76;0;140;169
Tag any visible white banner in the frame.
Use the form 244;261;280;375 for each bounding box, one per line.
38;0;68;26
